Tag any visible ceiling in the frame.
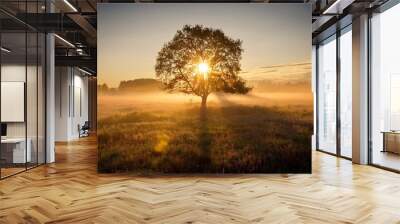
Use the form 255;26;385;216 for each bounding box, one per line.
0;0;391;75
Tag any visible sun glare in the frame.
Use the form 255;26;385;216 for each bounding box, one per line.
198;62;209;74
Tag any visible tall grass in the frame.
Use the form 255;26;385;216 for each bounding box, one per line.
98;105;312;173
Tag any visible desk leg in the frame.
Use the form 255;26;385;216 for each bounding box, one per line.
382;133;386;153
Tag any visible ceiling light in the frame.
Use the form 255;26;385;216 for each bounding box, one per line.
78;67;93;76
1;47;11;53
63;0;78;12
54;34;75;48
76;48;85;55
323;0;354;15
323;0;341;14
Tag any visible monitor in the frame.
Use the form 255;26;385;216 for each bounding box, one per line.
1;123;7;137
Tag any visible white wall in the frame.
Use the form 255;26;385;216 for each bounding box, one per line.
55;67;89;141
1;63;46;164
55;67;70;141
1;65;26;137
1;65;37;138
72;73;89;138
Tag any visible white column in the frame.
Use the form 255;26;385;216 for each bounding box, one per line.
45;0;56;163
352;14;369;164
46;33;55;163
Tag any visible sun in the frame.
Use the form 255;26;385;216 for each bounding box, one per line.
198;62;209;74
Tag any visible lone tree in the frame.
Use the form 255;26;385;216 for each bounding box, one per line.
155;25;251;108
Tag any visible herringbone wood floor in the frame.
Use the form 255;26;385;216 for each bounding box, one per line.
1;137;400;224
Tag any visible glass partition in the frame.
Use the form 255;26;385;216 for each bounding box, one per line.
0;3;46;179
1;31;27;177
317;35;337;154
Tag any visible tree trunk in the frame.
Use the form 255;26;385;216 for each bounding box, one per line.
201;95;208;109
200;95;208;121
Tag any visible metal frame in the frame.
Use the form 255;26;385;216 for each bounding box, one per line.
315;44;319;152
0;23;2;179
25;2;28;172
336;24;341;158
367;10;373;166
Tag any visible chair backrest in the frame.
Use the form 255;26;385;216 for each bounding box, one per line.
82;121;90;129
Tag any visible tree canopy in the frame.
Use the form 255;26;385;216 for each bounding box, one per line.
155;25;251;107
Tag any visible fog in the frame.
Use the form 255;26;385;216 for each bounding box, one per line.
98;89;312;119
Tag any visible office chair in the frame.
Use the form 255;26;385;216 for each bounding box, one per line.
79;121;90;138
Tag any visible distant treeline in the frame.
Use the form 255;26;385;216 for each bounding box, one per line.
98;78;310;94
98;78;163;94
248;80;310;93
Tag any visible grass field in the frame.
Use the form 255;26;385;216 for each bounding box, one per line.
98;91;313;173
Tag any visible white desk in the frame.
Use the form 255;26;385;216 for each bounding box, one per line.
382;131;400;154
1;138;31;163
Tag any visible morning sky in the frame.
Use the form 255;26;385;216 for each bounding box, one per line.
98;3;311;87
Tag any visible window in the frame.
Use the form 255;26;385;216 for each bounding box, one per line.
370;3;400;171
317;35;337;154
339;26;352;158
316;24;353;159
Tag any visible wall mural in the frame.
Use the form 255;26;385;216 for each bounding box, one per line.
98;3;313;173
